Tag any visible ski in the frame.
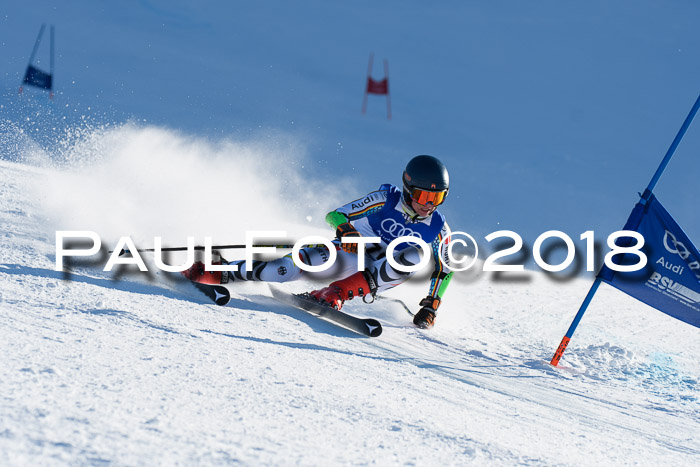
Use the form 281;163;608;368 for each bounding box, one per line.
190;281;231;306
268;284;382;337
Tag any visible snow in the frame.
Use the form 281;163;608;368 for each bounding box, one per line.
1;158;699;464
2;0;700;464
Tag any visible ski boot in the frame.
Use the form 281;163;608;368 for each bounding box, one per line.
309;271;375;310
181;252;229;285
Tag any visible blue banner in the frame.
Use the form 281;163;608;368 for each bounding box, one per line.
22;65;52;90
599;194;700;328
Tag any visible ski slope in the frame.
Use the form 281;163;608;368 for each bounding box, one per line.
3;1;700;464
1;147;699;465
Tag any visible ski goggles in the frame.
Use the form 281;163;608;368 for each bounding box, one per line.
408;187;447;206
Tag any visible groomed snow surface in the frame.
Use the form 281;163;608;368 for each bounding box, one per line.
1;140;699;465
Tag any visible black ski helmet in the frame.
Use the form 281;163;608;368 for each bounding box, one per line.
402;155;449;205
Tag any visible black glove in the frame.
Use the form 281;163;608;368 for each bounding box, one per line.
336;222;362;254
413;296;441;329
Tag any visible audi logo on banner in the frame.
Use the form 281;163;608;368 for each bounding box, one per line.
663;230;691;260
380;218;422;240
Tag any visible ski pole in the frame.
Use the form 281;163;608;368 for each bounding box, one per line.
376;295;414;316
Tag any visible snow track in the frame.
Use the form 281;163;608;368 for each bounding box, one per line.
1;160;699;465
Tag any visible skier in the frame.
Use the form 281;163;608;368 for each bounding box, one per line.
183;155;454;329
